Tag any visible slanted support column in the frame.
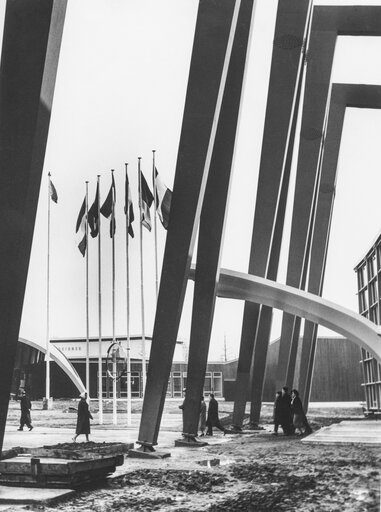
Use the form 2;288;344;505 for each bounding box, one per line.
183;0;255;439
276;5;381;392
0;0;67;455
231;0;311;429
299;83;381;411
136;0;240;451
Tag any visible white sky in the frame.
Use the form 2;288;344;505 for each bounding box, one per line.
1;0;381;361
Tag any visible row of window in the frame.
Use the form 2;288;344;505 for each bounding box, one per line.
356;245;381;413
99;371;223;399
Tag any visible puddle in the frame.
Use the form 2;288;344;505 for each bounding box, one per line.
197;458;235;468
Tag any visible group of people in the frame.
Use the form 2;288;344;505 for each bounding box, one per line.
180;392;227;436
273;386;312;436
16;389;92;442
17;386;310;441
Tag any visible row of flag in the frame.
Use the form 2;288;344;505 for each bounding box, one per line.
45;167;172;257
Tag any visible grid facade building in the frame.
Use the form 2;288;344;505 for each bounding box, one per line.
354;234;381;414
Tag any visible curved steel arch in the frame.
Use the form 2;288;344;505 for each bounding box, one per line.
213;269;381;362
19;338;86;394
189;267;381;363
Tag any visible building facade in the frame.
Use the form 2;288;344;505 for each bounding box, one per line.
12;334;364;403
355;234;381;414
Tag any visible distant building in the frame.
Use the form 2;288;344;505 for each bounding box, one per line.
354;233;381;414
12;334;363;402
223;336;363;402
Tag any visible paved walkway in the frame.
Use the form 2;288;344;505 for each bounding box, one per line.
302;420;381;446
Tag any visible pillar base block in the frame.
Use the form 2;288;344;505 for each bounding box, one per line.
128;442;171;459
174;433;208;447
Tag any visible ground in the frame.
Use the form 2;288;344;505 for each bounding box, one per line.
1;400;380;511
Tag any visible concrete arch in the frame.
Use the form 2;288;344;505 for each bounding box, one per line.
19;337;86;394
189;267;381;363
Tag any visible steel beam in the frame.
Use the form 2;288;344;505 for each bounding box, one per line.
0;0;67;454
276;5;381;392
299;83;381;411
183;0;255;439
231;0;311;428
137;0;240;449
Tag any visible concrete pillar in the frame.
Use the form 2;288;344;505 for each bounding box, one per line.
0;0;67;454
231;0;311;428
183;0;255;439
276;5;381;392
299;83;381;411
137;0;240;450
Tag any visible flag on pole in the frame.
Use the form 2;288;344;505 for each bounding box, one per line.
154;168;172;230
140;171;154;231
124;171;134;238
100;172;116;237
88;182;100;238
48;175;58;203
76;197;87;256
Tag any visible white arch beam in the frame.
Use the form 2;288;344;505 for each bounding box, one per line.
19;338;86;394
189;267;381;363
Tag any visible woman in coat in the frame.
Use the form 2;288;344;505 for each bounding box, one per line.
291;389;311;435
73;392;93;442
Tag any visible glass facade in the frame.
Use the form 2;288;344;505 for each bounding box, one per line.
355;241;381;414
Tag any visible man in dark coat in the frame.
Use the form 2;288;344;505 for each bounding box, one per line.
277;386;294;435
73;392;93;442
17;389;33;431
199;396;207;436
206;394;226;436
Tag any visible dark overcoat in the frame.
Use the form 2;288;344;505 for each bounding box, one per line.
76;399;92;435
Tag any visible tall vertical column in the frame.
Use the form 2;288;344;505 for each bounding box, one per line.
137;0;240;450
299;84;381;411
183;0;255;439
0;0;67;454
276;5;381;392
231;0;311;429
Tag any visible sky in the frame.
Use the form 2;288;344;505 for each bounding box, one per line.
1;0;381;361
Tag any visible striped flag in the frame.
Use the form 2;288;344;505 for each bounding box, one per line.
75;197;87;256
124;171;134;238
88;182;99;238
100;172;116;237
154;168;172;230
139;170;154;231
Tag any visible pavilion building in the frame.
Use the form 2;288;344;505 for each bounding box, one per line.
354;233;381;415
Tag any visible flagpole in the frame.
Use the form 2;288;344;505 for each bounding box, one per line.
85;182;90;399
45;173;52;410
111;169;117;426
125;163;132;426
152;150;159;299
138;157;147;396
97;175;103;424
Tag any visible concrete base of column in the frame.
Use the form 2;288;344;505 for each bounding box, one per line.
174;434;208;448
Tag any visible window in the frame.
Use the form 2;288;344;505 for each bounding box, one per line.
204;372;212;395
212;372;223;397
172;372;182;397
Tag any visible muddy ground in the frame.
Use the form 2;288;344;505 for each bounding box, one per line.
2;400;380;511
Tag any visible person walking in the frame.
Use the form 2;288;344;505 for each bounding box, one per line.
206;393;226;436
17;389;33;431
278;386;294;435
272;390;282;435
73;392;93;442
291;389;312;435
199;396;207;436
